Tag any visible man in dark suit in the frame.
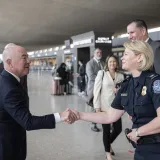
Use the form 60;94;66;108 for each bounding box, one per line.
127;19;160;74
0;43;78;160
85;48;104;132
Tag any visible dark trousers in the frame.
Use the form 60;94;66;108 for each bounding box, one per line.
78;77;85;92
102;118;122;152
134;143;160;160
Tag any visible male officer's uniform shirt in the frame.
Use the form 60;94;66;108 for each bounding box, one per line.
111;71;160;128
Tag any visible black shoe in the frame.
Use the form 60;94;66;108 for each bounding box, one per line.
91;126;100;132
111;151;115;156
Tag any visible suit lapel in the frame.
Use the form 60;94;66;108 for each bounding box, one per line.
1;70;20;86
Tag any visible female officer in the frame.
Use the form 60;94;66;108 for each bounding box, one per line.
76;40;160;160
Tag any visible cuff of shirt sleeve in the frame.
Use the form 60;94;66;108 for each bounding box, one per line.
94;106;100;109
54;113;63;123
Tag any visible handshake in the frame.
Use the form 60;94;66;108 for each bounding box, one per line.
59;108;80;124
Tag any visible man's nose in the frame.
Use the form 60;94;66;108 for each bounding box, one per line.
128;34;132;40
27;58;31;64
98;52;102;56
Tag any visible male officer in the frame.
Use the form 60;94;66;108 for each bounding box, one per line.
0;43;78;160
127;19;160;74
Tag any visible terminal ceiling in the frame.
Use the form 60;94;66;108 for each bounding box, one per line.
0;0;160;52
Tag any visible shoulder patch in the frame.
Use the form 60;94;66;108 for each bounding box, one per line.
117;76;131;88
153;80;160;93
122;75;131;83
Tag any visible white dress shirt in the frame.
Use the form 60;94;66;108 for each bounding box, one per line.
145;37;149;42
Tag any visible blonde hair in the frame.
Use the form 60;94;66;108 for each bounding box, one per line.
123;40;153;71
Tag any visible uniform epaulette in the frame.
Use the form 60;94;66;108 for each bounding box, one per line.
121;75;131;84
147;73;159;80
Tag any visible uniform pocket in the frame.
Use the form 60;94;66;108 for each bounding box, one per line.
136;96;152;105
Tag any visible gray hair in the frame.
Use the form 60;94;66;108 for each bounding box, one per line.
2;43;17;64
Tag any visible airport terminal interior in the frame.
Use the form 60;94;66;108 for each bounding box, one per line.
1;0;160;160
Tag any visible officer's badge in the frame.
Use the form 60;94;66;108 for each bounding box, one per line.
141;86;147;96
153;80;160;94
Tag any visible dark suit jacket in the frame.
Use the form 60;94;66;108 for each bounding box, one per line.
148;38;160;74
0;62;3;73
0;63;28;92
0;70;56;160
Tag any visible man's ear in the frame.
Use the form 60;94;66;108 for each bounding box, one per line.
141;27;147;36
6;59;12;67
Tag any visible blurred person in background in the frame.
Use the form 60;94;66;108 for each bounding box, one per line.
77;60;86;96
85;48;104;132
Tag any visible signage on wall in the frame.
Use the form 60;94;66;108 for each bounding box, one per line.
64;49;71;54
73;38;93;46
96;37;112;43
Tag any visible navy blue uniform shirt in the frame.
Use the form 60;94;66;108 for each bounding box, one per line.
111;71;160;128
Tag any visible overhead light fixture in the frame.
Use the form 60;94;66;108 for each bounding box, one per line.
148;27;160;33
61;45;66;50
44;49;47;52
28;51;34;56
55;47;59;51
49;48;53;52
118;33;128;38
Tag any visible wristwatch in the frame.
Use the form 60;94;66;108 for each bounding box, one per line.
135;128;141;137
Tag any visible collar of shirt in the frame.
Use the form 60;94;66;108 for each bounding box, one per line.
145;38;149;42
133;71;149;86
5;69;20;82
93;57;100;63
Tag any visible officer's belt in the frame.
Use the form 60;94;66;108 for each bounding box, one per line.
0;111;12;121
138;134;160;145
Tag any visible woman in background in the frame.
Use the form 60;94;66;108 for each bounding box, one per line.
93;55;124;160
57;63;68;94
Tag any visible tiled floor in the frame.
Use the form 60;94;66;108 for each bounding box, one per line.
27;70;134;160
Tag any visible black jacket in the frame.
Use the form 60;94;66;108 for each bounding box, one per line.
0;70;56;160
